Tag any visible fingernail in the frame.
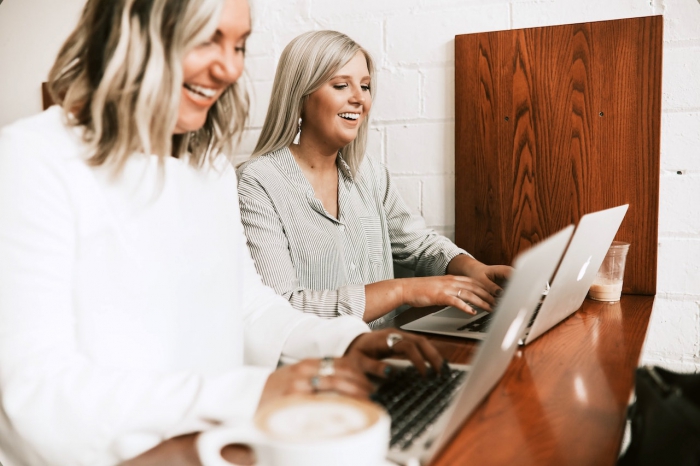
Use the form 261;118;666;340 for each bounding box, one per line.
495;289;503;297
384;366;393;377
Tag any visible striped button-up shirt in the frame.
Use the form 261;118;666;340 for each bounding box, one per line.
237;147;468;323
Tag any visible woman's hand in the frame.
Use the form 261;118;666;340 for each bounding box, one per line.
447;255;513;300
400;275;497;314
344;329;444;377
258;357;373;410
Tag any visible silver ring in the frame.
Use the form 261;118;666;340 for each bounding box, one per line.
457;289;462;298
386;333;404;352
318;357;335;377
310;376;321;393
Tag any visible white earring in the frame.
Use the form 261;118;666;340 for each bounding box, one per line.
293;117;302;145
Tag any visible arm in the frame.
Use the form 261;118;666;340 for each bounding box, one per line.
237;169;366;320
378;163;468;276
0;132;274;465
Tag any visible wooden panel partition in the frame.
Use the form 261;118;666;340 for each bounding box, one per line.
454;16;662;295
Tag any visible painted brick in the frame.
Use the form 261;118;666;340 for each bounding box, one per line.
314;18;383;61
641;298;699;358
250;0;310;24
248;80;274;128
657;238;700;296
639;356;700;373
270;19;320;57
659;174;700;235
386;123;455;174
244;56;278;82
386;5;510;65
512;0;652;29
663;0;700;42
366;126;384;163
391;177;422;216
245;30;275;58
372;69;421;121
422;175;456;228
309;0;421;18
423;66;455;120
661;112;700;172
663;46;700;110
234;128;262;158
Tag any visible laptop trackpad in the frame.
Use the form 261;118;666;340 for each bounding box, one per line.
434;306;485;319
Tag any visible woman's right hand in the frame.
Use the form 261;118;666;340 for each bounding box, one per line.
257;358;373;411
400;275;496;314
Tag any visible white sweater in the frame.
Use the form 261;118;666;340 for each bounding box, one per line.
0;107;369;466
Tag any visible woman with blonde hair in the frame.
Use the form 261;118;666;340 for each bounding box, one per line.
237;30;512;327
0;2;441;464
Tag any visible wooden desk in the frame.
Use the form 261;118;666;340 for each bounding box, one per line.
124;295;653;466
390;295;654;465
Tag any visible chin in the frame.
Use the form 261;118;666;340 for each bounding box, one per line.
175;114;208;134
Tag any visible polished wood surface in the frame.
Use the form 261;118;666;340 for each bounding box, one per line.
411;296;654;465
454;16;662;295
126;296;653;465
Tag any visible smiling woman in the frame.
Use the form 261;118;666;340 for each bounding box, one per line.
0;2;441;465
237;30;512;328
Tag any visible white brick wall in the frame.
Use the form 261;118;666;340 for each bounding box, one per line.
1;0;699;372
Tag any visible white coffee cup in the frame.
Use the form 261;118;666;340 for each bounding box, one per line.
196;393;390;466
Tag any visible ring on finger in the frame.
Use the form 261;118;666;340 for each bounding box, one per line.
386;333;404;352
318;356;335;377
310;376;321;393
457;289;462;298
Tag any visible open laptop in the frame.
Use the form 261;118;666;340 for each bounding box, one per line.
379;225;574;466
401;205;628;345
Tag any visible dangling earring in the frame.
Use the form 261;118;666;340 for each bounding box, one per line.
293;117;302;145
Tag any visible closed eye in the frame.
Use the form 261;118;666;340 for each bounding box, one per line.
333;84;348;90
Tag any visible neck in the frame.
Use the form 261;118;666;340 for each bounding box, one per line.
289;140;340;172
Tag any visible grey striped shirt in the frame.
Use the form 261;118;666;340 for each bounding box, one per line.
237;147;468;323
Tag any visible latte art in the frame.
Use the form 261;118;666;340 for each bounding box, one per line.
256;395;382;442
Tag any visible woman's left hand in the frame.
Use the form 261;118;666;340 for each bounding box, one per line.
447;255;512;298
343;329;445;377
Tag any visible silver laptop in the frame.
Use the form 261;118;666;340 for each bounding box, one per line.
401;205;628;345
383;226;574;465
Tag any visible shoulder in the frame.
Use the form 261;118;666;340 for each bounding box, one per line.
0;106;86;165
354;154;389;191
237;149;286;181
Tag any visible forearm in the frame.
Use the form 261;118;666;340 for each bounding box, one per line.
446;254;483;277
364;279;405;322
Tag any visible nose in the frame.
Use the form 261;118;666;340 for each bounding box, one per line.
212;47;244;84
350;85;365;105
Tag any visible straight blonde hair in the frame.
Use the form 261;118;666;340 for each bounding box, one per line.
48;0;249;172
252;30;375;176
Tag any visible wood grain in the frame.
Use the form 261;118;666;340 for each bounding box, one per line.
124;296;653;466
455;16;662;295
425;296;654;466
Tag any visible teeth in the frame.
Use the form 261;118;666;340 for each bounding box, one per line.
338;113;360;120
184;83;217;99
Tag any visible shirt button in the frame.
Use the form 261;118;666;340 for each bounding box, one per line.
338;224;345;232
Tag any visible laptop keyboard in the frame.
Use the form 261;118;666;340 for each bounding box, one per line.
456;301;543;333
456;311;494;332
371;362;467;451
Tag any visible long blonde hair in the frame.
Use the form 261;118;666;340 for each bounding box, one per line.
252;30;375;176
48;0;249;172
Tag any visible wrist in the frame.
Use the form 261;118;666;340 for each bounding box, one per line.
396;278;408;306
447;254;480;277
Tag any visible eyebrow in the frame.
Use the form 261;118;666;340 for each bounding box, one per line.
332;75;371;80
